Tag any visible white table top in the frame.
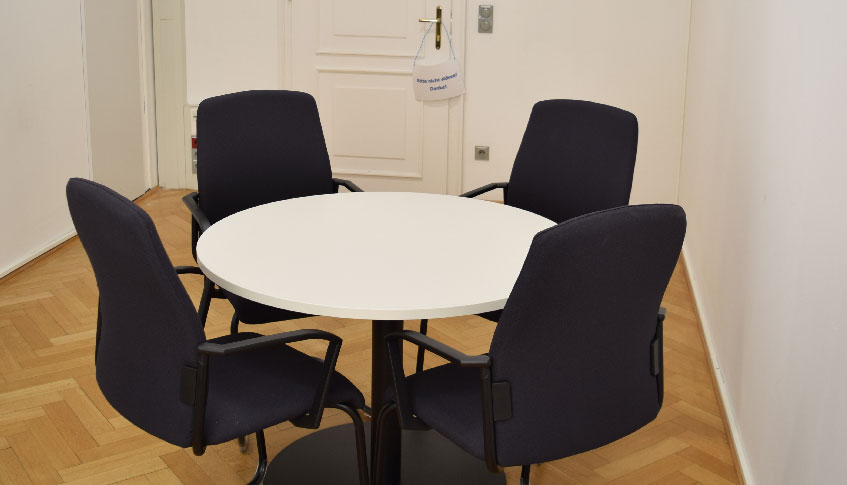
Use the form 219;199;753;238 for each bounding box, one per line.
196;192;554;320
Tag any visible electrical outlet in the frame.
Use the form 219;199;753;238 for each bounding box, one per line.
475;146;490;160
478;5;493;33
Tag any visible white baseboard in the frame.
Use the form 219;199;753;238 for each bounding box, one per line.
0;230;77;280
681;242;754;484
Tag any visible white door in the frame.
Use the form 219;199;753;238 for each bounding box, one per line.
287;0;464;194
84;0;150;200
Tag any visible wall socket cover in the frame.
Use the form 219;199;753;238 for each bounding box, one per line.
475;146;490;160
478;5;493;33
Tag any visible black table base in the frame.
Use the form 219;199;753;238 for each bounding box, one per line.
265;320;503;484
264;422;506;485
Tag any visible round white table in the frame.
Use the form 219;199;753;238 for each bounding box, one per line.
196;192;554;484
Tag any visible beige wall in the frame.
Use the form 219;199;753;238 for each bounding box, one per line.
461;0;691;203
679;1;847;483
0;1;91;277
184;0;280;105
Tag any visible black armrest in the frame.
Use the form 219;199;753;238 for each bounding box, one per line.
384;331;488;429
182;192;210;262
384;330;500;473
460;182;509;200
174;266;203;275
197;328;340;356
332;178;364;193
385;330;490;368
182;192;211;231
191;328;343;455
654;307;666;407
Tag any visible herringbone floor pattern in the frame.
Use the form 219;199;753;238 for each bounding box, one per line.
0;188;741;484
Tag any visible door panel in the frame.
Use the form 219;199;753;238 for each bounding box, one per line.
320;72;422;178
320;0;422;53
84;0;149;199
290;0;459;193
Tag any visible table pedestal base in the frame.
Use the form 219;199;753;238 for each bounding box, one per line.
264;423;506;485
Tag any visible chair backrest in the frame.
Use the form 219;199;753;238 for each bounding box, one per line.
489;204;685;466
507;99;638;223
196;90;335;225
66;178;204;447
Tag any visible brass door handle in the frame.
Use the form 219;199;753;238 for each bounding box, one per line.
418;5;442;50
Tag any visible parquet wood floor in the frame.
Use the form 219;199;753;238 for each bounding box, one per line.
0;188;742;484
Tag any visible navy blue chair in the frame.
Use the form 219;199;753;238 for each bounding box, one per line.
378;204;685;485
417;99;639;372
183;90;363;334
67;178;368;485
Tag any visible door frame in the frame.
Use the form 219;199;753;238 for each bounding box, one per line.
151;0;188;189
279;0;466;195
138;0;159;190
80;0;157;193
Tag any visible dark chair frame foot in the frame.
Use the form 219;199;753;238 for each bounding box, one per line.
224;404;369;485
371;403;398;485
520;464;530;485
247;430;268;485
330;403;370;485
230;312;240;334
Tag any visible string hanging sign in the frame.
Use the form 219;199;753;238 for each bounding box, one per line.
412;22;465;101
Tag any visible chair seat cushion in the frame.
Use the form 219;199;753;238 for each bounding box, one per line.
385;363;485;460
204;332;364;445
222;289;311;324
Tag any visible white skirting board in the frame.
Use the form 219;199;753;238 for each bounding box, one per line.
0;230;77;280
681;242;754;485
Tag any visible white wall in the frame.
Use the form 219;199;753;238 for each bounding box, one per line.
181;1;691;201
679;1;847;483
0;1;91;277
462;1;691;203
184;0;280;105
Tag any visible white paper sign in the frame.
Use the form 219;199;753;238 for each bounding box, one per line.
411;22;464;102
412;59;465;101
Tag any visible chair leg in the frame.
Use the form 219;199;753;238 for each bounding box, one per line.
415;319;428;373
94;301;102;364
246;430;268;485
330;403;370;485
198;278;213;326
229;312;239;335
372;403;398;485
234;382;248;454
520;465;531;485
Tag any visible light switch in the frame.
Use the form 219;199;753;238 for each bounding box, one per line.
478;5;493;33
